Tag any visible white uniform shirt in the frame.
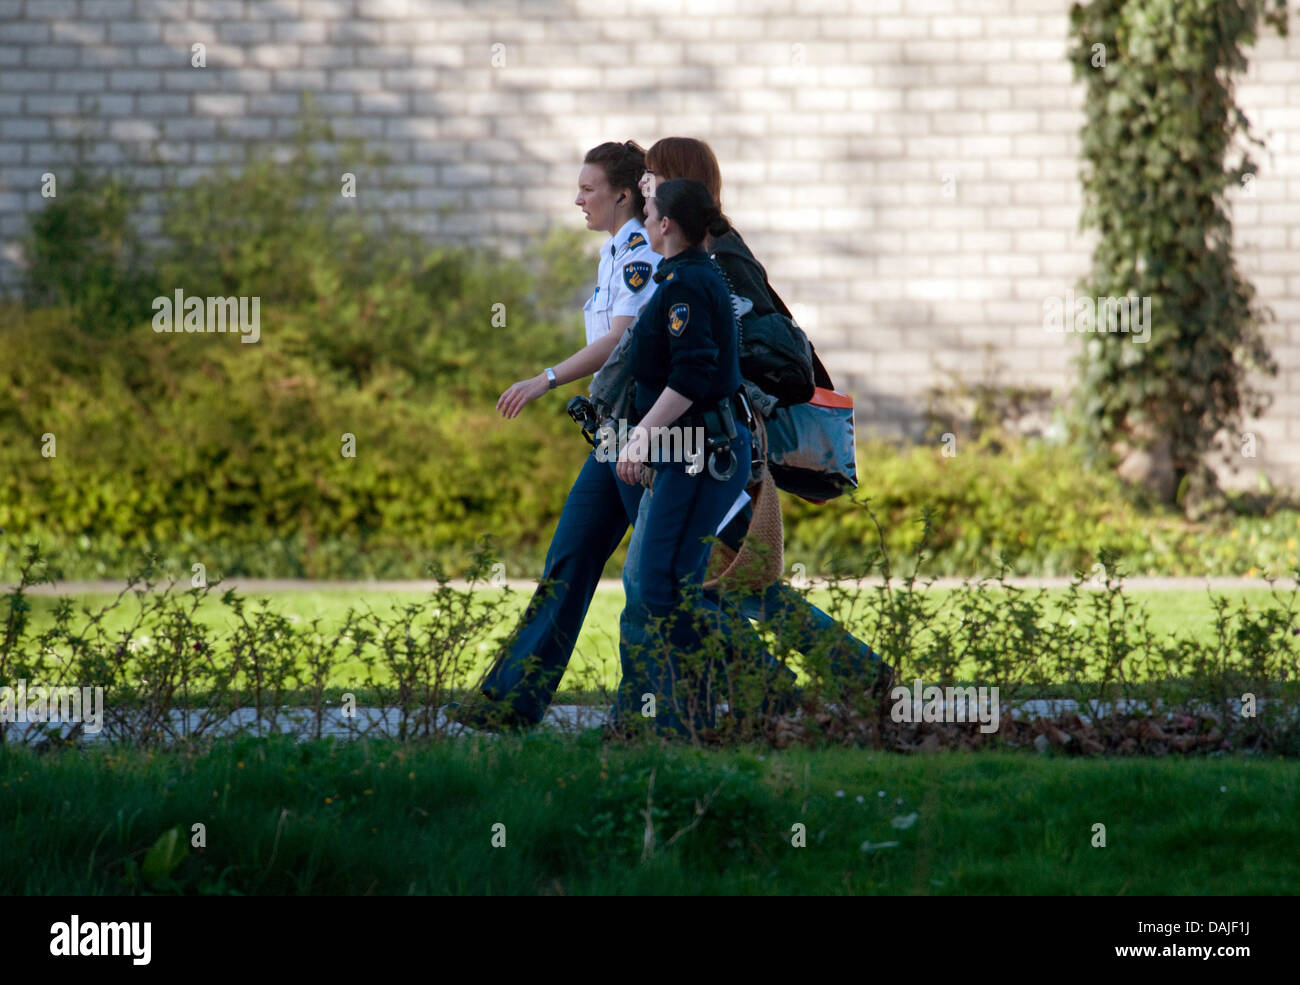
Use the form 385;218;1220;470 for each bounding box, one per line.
583;217;662;348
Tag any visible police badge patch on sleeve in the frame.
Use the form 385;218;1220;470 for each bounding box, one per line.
668;302;689;336
623;261;651;292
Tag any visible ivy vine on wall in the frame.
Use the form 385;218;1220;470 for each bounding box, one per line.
1069;0;1288;508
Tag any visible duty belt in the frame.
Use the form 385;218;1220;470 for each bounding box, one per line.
682;391;751;482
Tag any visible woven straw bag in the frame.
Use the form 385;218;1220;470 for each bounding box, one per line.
703;415;784;593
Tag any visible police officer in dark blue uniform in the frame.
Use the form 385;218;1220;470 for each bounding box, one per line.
611;178;753;737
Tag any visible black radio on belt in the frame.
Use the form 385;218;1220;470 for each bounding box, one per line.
566;395;601;447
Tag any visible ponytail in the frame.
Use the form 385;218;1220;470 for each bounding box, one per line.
654;178;727;247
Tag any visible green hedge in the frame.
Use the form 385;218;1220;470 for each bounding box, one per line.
5;300;1299;581
782;432;1300;578
0;296;588;578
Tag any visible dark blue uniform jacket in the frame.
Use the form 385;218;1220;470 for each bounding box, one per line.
628;246;742;423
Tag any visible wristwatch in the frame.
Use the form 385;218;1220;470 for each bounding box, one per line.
545;367;558;390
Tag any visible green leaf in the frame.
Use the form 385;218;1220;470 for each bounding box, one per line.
142;826;188;885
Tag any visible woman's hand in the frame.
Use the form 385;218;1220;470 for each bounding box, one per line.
616;426;648;485
497;374;550;418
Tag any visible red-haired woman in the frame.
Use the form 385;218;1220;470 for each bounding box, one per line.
619;138;891;718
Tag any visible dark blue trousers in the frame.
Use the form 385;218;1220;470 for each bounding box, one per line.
479;450;643;723
613;427;754;736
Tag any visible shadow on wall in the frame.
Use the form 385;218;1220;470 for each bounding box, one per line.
6;0;557;272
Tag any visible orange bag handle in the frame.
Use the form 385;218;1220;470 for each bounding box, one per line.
809;387;853;410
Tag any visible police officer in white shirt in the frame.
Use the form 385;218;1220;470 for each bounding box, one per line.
449;141;662;732
498;141;660;415
584;210;658;385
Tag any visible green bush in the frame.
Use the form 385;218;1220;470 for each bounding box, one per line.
7;294;1300;578
783;429;1300;577
0;295;586;577
4;536;1298;756
20;169;158;333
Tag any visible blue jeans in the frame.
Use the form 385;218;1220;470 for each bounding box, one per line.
613;427;754;736
479;449;645;723
728;581;886;681
621;510;886;727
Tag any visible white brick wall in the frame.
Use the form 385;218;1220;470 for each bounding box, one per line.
2;0;1299;488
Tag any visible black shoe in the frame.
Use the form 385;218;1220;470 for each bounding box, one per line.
445;698;536;733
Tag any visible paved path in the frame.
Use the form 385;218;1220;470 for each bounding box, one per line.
3;696;1276;747
13;575;1300;596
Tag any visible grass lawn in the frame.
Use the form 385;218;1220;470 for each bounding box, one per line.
13;584;1297;698
2;734;1295;895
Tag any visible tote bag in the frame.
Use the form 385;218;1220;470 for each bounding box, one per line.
764;387;859;503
